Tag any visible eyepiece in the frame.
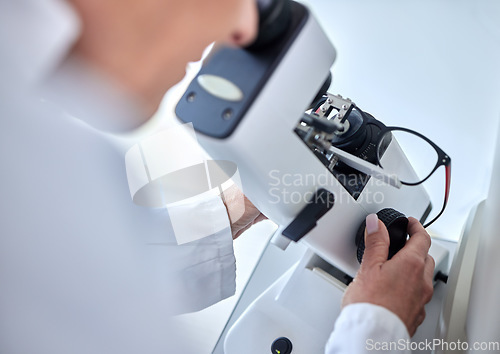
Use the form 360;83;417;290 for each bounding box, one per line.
246;0;292;50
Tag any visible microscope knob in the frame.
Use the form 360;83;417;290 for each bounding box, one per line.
355;208;408;264
271;337;293;354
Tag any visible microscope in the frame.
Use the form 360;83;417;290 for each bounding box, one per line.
175;0;450;352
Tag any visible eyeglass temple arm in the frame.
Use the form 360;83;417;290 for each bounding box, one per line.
422;162;451;228
327;145;402;189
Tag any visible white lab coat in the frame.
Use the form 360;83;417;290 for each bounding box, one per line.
0;91;236;354
0;1;410;353
0;1;235;353
326;303;411;354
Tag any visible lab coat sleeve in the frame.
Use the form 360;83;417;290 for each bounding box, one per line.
166;192;236;314
124;124;239;313
325;303;411;354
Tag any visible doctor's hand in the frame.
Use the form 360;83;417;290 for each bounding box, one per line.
342;215;435;337
221;184;267;240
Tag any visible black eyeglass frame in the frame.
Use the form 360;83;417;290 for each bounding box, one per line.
356;107;451;228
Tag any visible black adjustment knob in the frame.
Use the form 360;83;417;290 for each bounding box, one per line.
355;208;408;264
271;337;293;354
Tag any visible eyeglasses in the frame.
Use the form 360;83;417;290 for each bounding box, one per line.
349;106;451;228
302;96;451;228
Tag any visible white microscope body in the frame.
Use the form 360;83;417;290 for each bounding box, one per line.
176;1;450;352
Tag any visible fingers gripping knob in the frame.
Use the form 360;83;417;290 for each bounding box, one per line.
355;208;409;264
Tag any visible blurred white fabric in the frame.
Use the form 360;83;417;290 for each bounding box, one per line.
0;1;237;353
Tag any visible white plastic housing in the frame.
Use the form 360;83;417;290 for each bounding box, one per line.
180;5;431;277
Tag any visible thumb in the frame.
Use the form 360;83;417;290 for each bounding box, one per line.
361;214;390;268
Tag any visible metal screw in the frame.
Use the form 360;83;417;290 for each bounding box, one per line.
187;92;196;102
222;108;233;120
